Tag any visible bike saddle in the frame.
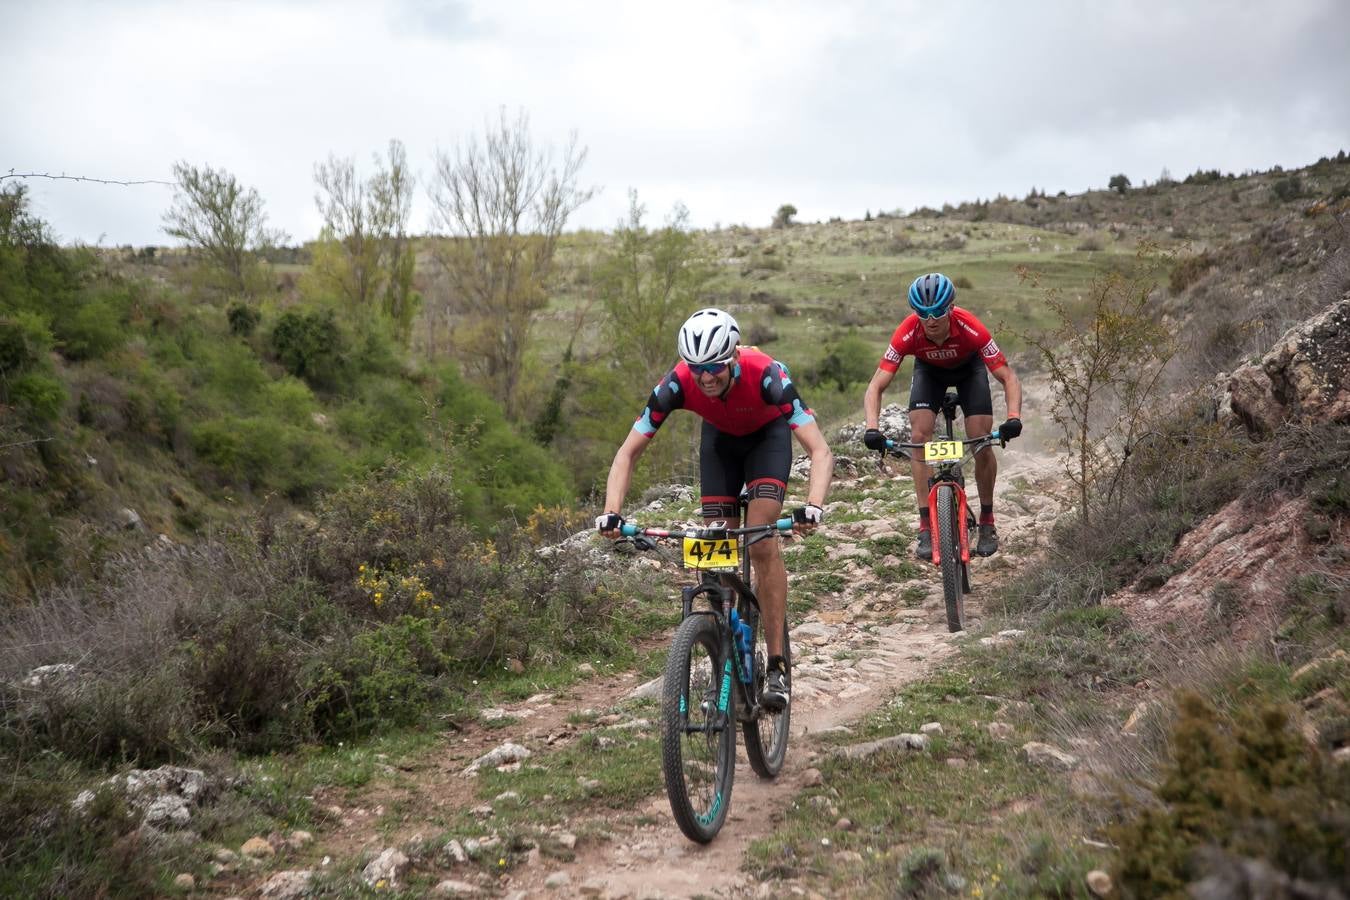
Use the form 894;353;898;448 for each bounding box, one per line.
941;390;961;420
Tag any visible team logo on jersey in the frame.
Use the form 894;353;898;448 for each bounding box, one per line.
981;339;1001;359
926;348;959;360
884;346;902;364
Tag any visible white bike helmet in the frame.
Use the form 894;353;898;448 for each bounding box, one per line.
677;308;740;365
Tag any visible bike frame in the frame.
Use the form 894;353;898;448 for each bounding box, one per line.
621;517;791;722
882;392;1003;567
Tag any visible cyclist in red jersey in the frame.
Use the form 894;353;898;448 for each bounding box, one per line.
597;308;834;711
862;273;1022;560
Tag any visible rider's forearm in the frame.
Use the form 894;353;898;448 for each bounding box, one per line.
603;440;643;513
1004;374;1022;420
603;464;632;515
863;384;882;428
806;447;833;508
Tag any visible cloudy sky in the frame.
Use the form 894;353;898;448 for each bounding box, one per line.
4;0;1349;247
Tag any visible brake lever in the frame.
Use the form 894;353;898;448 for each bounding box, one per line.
633;536;656;552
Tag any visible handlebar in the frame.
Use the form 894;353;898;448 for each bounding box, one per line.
879;430;1004;460
618;519;794;539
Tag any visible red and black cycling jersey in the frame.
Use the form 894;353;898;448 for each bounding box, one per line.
633;347;816;438
878;307;1008;373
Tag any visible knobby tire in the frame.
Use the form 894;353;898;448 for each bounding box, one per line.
743;616;791;778
661;614;736;843
937;485;966;632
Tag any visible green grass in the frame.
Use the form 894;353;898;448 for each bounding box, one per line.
746;669;1113;896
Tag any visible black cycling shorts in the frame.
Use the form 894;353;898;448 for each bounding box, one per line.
699;417;791;518
908;355;993;417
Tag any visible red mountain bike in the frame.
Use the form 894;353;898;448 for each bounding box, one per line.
871;390;1006;632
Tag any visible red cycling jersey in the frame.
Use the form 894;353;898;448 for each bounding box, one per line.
877;307;1008;373
633;347;815;438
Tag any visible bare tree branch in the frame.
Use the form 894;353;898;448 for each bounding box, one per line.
2;169;176;187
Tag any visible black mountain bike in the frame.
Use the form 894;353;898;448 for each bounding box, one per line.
872;389;1005;632
619;509;793;843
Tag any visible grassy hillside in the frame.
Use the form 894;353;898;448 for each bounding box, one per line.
1;154;1347;896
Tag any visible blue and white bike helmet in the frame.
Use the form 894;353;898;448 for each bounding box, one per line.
678;308;741;365
907;273;956;319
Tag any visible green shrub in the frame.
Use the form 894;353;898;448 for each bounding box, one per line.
1271;175;1303;202
9;371;66;424
226;301;260;336
307;616;450;737
433;364;573;521
56;293;126;361
191;415;344;499
0;312;53;376
803;333;874;392
1113;691;1348;895
1169;251;1214;294
270;308;348;389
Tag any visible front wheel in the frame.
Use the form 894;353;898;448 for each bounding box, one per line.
936;485;966;632
743;613;791;778
661;614;736;843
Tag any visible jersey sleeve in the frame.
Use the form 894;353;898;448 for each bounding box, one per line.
632;368;684;437
964;315;1008;371
761;361;816;429
878;319;914;373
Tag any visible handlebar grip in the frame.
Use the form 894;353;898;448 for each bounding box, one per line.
618;523;638;537
991;430;1001;441
776;517;793;530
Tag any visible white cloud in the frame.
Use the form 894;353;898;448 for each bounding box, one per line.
3;0;1347;245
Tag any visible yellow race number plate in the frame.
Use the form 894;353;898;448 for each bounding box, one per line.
682;537;739;570
923;440;964;462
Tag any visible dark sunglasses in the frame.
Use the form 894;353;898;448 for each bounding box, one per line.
690;361;729;375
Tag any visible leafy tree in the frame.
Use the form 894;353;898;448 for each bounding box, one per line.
427;108;594;419
596;190;711;382
312;140;419;340
162;161;286;295
1108;173;1131;195
772;203;798;229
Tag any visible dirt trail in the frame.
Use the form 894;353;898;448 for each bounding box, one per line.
236;407;1065;900
483;447;1064;899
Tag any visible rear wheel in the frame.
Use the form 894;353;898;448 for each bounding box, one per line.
661;614;736;843
936;485;966;632
743;611;791;778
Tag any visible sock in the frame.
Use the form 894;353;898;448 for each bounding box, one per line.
767;655;786;674
980;504;995;526
917;507;929;530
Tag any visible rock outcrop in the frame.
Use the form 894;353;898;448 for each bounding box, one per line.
1217;296;1350;434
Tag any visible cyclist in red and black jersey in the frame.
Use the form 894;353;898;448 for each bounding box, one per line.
862;273;1023;560
597;308;834;711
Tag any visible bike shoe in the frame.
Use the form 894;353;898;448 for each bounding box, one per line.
975;523;999;557
761;666;789;712
915;529;933;561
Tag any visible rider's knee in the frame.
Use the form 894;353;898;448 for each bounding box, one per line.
749;540;781;566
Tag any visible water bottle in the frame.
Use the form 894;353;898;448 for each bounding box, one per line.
729;610;753;683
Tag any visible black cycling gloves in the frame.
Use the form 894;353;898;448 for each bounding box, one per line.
863;428;888;451
595;512;625;533
793;504;823;525
997;417;1022;441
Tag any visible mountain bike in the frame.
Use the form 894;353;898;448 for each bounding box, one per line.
618;511;794;843
871;390;1004;633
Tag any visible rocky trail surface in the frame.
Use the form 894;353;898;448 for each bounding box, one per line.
236;431;1066;900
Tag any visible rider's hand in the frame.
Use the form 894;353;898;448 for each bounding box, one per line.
997;417;1022;442
863;429;888;452
792;504;823;534
596;512;625;538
